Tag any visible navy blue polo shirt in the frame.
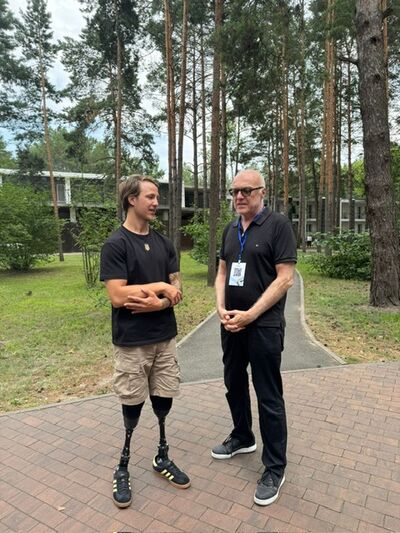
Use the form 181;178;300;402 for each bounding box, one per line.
220;207;297;327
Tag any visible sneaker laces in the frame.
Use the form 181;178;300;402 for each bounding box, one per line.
162;459;181;476
222;435;233;446
115;470;130;493
258;470;274;487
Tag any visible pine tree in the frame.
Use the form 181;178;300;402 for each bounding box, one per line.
17;0;64;261
62;0;151;217
355;0;400;306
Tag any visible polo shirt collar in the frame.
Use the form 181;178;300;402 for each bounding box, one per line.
232;206;270;227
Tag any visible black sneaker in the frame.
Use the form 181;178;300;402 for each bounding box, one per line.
211;435;256;459
152;456;191;489
112;466;132;508
254;471;285;506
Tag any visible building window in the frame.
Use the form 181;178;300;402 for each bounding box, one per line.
56;182;65;203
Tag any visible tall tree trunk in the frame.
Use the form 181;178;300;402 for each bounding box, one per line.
355;0;400;306
281;37;289;216
335;58;342;231
164;0;178;253
39;45;63;261
235;114;240;176
318;87;326;234
200;22;208;211
271;134;277;211
380;0;388;96
325;0;336;234
298;0;306;252
220;63;227;201
191;35;199;211
346;52;355;230
115;0;123;220
207;0;222;286
274;104;281;212
176;0;189;258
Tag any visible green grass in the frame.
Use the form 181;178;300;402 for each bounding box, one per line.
0;252;215;412
297;253;400;364
1;250;398;412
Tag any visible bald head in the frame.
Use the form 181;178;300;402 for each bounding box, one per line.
233;169;265;188
231;168;266;220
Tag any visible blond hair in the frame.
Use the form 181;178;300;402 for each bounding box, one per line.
119;174;158;212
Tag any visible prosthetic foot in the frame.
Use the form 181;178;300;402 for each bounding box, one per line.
112;465;132;508
152;402;190;489
112;404;142;508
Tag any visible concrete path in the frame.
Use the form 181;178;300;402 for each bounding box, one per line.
178;271;342;383
0;363;399;532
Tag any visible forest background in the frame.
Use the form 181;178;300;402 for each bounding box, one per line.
0;0;400;307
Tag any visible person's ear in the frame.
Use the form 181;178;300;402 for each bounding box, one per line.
127;194;136;207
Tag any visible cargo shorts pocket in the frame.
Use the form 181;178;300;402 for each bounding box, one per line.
113;346;148;402
113;365;147;402
150;355;180;397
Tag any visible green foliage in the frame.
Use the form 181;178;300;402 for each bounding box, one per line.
73;207;119;287
183;202;234;264
14;0;59;143
0;182;59;270
309;231;371;281
0;136;16;168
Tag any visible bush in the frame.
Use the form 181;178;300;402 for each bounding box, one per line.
309;231;371;281
183;202;234;264
0;183;59;271
73;207;120;287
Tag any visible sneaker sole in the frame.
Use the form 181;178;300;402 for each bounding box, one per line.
253;475;285;506
153;469;191;489
112;497;132;509
211;443;257;460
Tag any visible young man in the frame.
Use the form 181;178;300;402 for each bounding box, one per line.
212;169;297;506
100;175;190;509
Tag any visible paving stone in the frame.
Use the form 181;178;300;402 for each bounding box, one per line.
0;362;398;532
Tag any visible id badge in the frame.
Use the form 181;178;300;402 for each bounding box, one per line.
229;262;246;286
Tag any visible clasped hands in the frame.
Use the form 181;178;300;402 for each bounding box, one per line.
218;307;255;332
124;283;182;313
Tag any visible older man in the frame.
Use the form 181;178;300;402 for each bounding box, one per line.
212;169;297;506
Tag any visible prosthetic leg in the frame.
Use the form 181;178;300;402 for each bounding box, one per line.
112;403;143;508
151;396;191;489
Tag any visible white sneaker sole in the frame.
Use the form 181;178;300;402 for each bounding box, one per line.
253;475;285;506
211;443;257;459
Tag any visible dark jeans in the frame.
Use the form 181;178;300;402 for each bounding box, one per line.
221;325;287;478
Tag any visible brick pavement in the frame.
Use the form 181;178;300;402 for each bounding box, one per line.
0;362;399;532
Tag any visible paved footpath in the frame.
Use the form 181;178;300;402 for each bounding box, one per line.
1;362;399;532
178;271;342;383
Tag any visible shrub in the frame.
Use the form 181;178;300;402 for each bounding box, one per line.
309;231;371;281
73;207;119;287
183;202;234;264
0;183;59;271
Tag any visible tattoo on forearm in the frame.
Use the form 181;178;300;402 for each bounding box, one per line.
169;272;182;292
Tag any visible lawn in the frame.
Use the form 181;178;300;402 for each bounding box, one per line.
1;251;399;413
0;252;215;412
297;253;400;364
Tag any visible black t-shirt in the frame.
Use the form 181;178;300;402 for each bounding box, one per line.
220;207;297;327
100;226;178;346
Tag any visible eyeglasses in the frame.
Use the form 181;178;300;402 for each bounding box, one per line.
228;186;264;197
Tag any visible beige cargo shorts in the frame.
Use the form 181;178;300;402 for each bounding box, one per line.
113;337;180;405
